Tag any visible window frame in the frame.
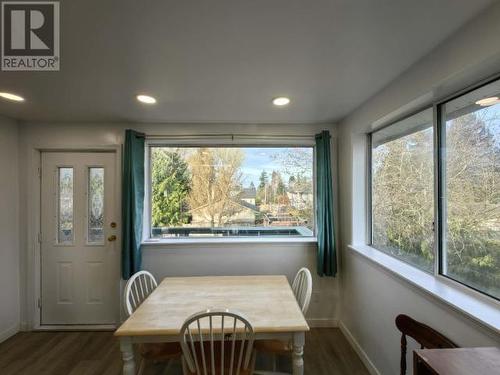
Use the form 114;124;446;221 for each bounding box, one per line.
368;107;436;274
143;139;318;243
368;75;500;302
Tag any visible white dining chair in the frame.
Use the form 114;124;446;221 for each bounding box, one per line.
253;267;313;374
291;267;313;315
180;309;256;375
123;270;181;375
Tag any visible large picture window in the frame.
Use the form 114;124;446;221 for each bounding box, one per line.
148;146;314;239
370;77;500;301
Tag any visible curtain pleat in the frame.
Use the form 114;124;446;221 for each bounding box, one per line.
122;129;145;279
315;130;337;277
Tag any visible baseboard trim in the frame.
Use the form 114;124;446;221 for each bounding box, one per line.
19;321;30;332
339;321;381;375
307;318;338;328
0;324;20;343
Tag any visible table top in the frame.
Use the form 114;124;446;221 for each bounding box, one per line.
415;347;500;375
115;275;310;337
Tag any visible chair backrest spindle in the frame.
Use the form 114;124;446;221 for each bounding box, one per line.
123;270;158;317
180;309;255;375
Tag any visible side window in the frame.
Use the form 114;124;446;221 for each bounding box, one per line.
371;108;434;272
439;79;500;299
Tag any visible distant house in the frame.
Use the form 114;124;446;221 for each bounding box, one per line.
287;181;313;210
189;199;260;227
240;185;257;205
230;200;260;225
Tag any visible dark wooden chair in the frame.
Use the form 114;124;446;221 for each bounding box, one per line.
395;314;458;375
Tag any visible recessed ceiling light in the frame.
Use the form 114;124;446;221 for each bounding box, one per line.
475;96;499;106
136;94;157;104
272;97;290;106
0;92;25;102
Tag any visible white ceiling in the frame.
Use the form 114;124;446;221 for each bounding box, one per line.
0;0;495;124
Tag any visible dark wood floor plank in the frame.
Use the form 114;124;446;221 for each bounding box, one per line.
0;332;56;367
29;332;84;374
0;328;369;374
0;333;64;374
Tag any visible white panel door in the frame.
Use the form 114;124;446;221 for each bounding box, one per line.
41;152;119;325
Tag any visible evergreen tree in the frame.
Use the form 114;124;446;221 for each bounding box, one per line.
257;171;269;204
258;171;268;188
151;149;190;228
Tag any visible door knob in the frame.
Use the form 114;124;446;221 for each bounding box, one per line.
108;235;117;242
110;222;117;228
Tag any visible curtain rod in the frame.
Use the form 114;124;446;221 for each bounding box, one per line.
136;133;316;140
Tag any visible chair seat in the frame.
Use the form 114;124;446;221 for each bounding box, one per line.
254;339;292;355
139;342;182;360
183;341;255;375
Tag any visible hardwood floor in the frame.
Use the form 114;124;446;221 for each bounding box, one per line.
0;328;369;375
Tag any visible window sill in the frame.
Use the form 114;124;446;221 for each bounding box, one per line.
348;244;500;334
142;237;318;246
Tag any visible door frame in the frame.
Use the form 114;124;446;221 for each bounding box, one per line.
29;146;122;330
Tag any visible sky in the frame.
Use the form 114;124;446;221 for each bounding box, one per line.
239;147;314;187
154;146;314;188
476;103;500;146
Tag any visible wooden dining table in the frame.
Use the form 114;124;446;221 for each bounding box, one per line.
114;275;310;375
413;347;500;375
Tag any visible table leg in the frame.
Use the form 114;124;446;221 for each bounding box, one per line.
120;337;136;375
292;332;305;375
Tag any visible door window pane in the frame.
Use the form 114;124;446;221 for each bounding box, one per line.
88;167;105;244
371;109;434;272
441;79;500;299
58;167;74;244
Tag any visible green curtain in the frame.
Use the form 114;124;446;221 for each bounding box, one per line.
315;130;337;277
122;129;145;279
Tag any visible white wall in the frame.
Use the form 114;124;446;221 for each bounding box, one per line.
338;4;500;375
0;116;20;342
17;122;339;328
